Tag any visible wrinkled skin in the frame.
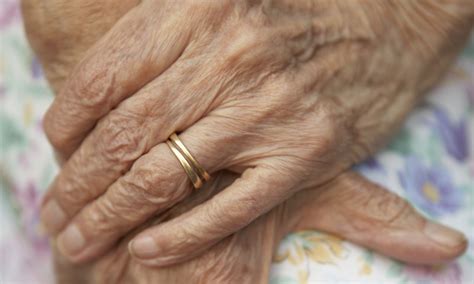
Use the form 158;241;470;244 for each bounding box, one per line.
51;171;458;284
52;171;283;283
23;0;474;280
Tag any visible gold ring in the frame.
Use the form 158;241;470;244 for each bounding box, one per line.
167;133;210;189
166;140;203;189
169;133;211;182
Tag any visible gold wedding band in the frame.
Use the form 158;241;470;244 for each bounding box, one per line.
167;133;210;189
169;134;211;182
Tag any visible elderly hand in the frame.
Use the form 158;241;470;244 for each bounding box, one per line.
52;171;469;283
24;3;470;270
24;0;472;267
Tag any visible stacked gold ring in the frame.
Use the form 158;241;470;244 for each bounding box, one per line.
166;133;210;189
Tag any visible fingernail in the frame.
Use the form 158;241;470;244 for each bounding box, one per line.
424;221;466;248
130;235;160;259
41;200;67;234
58;224;85;256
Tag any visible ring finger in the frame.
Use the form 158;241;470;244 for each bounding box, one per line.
40;57;221;236
55;117;233;262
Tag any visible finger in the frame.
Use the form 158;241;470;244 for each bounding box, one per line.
43;1;192;160
49;116;239;263
41;18;262;234
40;29;234;236
128;165;296;267
40;56;202;235
290;171;467;265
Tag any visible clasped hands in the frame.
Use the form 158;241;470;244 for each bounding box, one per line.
22;0;472;281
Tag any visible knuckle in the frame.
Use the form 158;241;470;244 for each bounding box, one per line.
117;160;188;210
223;24;267;63
377;191;414;224
334;174;415;232
66;60;115;109
82;178;154;229
118;170;157;209
82;198;131;236
355;182;413;225
118;170;156;208
84;201;116;233
54;173;93;209
96;111;148;166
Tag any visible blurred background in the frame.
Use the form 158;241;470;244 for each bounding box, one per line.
1;0;473;283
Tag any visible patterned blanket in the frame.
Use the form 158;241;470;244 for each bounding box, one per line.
0;1;473;283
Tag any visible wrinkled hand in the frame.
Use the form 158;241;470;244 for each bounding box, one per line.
23;0;473;267
51;171;469;284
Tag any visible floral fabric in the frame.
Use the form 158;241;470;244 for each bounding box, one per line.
0;1;473;283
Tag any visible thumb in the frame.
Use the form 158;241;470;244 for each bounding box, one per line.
287;171;467;265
